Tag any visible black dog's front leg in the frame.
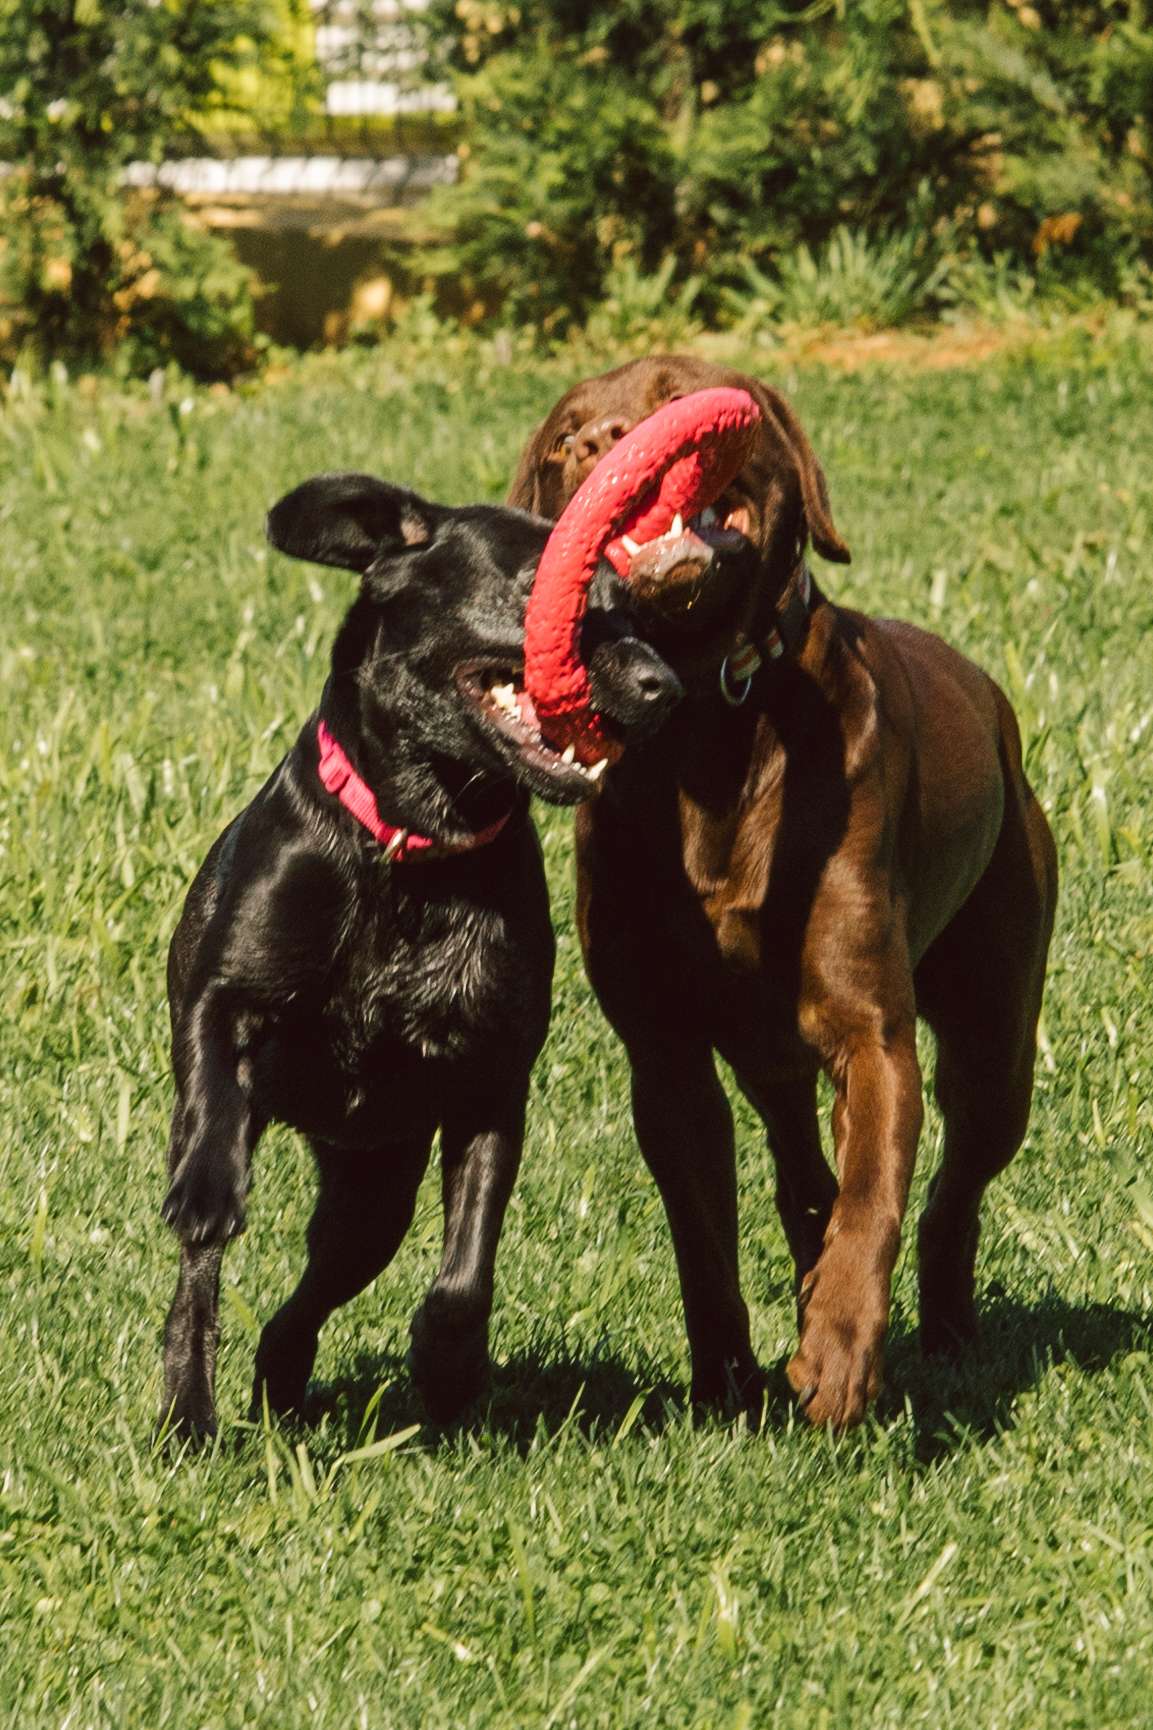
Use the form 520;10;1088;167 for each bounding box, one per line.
160;986;260;1440
409;1077;527;1423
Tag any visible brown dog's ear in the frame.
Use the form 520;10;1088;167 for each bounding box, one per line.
507;418;550;511
749;380;851;565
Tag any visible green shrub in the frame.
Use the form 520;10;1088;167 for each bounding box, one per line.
727;226;949;336
578;257;704;352
419;42;676;330
0;0;279;377
112;206;261;381
418;0;1153;331
938;251;1041;325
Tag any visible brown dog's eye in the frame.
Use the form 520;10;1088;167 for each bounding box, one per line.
552;432;576;457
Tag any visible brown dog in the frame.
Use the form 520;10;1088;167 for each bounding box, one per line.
510;355;1057;1429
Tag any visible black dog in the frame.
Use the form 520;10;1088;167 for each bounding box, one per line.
160;473;681;1440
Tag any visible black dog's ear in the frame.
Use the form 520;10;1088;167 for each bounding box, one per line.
266;473;434;573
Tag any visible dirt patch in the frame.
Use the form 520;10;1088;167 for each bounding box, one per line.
695;316;1110;374
782;325;1022;371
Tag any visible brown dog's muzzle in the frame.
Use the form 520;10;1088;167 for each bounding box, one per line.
629;528;716;607
565;412;634;492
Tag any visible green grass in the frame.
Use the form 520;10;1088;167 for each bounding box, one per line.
2;334;1151;1729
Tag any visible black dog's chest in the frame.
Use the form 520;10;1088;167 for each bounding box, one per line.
333;892;515;1062
248;873;546;1146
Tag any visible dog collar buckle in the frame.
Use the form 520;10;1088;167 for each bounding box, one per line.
720;639;759;706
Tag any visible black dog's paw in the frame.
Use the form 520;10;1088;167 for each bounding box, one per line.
163;1156;246;1244
248;1369;310;1425
251;1310;319;1421
156;1389;218;1451
409;1301;489;1425
919;1301;980;1362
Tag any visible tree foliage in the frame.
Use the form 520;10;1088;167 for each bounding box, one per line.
0;0;285;375
418;0;1153;327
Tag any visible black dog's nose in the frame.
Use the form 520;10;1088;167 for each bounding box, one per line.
575;414;631;467
634;661;679;705
587;638;683;739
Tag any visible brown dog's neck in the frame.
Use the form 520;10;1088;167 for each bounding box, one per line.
711;557;823;708
755;557;817;657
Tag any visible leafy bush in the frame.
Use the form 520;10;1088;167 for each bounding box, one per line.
728;226;949;335
0;0;279;376
111;206;261;381
578;257;704;352
418;0;1153;331
938;252;1041;325
419;41;676;330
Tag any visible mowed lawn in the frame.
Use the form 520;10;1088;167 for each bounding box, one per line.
2;334;1151;1730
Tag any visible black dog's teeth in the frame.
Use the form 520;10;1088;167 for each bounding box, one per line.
481;678;608;783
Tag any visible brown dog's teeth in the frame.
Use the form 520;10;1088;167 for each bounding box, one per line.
621;534;642;556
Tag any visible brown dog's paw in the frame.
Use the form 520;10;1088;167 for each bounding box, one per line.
787;1308;885;1430
408;1296;489;1425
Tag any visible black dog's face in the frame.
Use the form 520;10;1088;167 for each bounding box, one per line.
266;474;682;805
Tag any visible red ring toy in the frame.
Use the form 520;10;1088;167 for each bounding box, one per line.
523;387;762;763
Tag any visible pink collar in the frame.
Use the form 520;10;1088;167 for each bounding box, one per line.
316;720;511;862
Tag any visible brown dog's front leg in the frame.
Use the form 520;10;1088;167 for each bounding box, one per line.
409;1079;527;1423
788;1025;923;1429
630;1043;761;1413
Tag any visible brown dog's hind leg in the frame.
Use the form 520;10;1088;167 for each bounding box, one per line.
252;1135;432;1420
630;1042;762;1413
916;1032;1034;1357
916;783;1057;1358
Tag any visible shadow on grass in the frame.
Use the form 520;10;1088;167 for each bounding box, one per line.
261;1291;1151;1464
882;1291;1153;1463
295;1344;690;1458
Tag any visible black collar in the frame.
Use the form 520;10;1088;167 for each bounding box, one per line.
719;563;813;706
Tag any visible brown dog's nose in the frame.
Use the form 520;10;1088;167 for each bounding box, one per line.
574;414;631;467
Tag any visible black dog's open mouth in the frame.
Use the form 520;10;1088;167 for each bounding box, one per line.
455;660;616;799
